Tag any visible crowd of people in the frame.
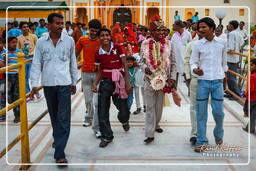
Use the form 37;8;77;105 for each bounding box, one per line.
0;11;255;167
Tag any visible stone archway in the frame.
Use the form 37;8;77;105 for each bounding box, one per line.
74;7;88;24
146;7;159;27
113;7;132;28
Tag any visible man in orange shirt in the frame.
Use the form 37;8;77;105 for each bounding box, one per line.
76;19;102;138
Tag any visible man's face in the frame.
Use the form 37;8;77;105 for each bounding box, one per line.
151;27;164;41
198;22;213;38
8;39;17;51
227;24;233;32
21;24;29;34
89;28;100;39
40;20;45;27
48;17;63;34
239;23;244;29
99;31;111;46
191;23;197;31
65;23;71;29
215;29;222;37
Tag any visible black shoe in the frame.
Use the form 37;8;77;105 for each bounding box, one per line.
133;108;141;115
155;128;163;133
242;127;255;133
144;137;154;144
99;140;111;148
122;122;130;132
189;137;197;145
215;139;223;145
13;117;20;123
56;158;68;168
143;105;146;112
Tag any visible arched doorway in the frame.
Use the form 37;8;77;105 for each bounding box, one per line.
146;8;159;27
113;7;132;28
74;7;88;24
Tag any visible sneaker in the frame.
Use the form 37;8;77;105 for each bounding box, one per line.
83;121;92;127
122;122;130;132
133;108;141;115
95;131;101;138
189;137;197;145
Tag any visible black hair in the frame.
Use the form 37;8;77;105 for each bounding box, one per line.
229;20;239;29
240;21;245;25
33;22;38;25
186;19;192;23
76;22;82;26
126;56;136;61
66;21;71;25
82;24;86;27
39;19;45;22
97;28;111;37
8;36;17;43
141;27;148;32
175;20;185;28
197;17;216;31
88;19;102;29
19;21;28;29
215;25;223;31
47;13;63;24
251;58;256;65
13;21;18;28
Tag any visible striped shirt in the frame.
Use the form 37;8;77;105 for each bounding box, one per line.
0;49;21;74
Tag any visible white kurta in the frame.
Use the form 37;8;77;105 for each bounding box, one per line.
171;29;192;73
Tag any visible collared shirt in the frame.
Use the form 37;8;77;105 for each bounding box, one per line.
30;32;79;87
8;27;22;37
238;28;248;41
217;33;227;43
184;40;198;80
171;29;192;73
35;26;48;38
62;28;73;36
190;36;228;80
227;29;243;63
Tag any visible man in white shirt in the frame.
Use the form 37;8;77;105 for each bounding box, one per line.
225;20;243;99
238;21;248;44
62;21;73;36
190;17;228;153
30;13;79;166
215;25;227;42
171;20;192;86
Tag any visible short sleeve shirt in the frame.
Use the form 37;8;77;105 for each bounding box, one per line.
95;43;125;79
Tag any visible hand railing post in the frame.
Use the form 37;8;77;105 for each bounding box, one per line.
17;53;30;170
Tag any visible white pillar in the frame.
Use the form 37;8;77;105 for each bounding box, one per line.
140;0;143;25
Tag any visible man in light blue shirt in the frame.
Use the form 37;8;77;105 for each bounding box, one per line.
192;12;199;23
8;21;22;37
174;10;181;21
35;19;48;38
30;13;78;166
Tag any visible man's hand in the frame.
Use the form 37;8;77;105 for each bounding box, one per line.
125;82;132;94
193;67;204;76
29;87;38;99
145;67;152;75
71;85;76;95
92;83;98;93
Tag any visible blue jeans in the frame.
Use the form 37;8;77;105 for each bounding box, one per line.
43;85;71;160
127;89;134;111
227;62;240;96
25;63;32;93
196;79;225;146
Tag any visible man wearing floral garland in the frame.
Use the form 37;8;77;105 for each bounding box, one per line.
140;15;177;144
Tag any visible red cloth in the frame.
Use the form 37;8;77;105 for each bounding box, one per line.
124;26;139;54
246;72;256;101
95;44;125;79
0;73;4;79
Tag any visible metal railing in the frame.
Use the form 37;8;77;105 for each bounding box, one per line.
0;53;82;170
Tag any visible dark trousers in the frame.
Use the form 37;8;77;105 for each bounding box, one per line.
8;74;20;119
227;62;240;96
244;100;256;132
43;85;71;160
98;78;130;142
